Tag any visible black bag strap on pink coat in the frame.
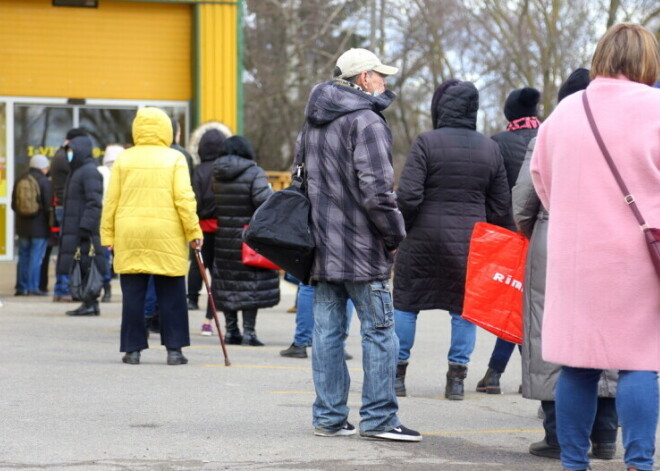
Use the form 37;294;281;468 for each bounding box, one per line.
582;91;660;278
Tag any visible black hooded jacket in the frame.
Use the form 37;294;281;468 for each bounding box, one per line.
393;81;511;313
192;129;224;222
11;167;52;239
56;136;105;277
211;146;279;311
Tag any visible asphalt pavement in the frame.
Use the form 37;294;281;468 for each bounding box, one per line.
0;261;647;471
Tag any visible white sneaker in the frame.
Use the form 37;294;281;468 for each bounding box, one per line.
360;424;422;442
314;422;356;437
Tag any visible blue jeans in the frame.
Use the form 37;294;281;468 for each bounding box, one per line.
312;280;399;434
17;237;47;292
556;367;658;470
53;206;69;296
144;275;157;318
293;282;354;347
394;310;476;364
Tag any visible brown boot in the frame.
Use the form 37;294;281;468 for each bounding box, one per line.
445;362;467;400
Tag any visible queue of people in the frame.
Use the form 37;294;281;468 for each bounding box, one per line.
8;20;659;471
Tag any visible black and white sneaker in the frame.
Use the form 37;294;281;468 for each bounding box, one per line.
360;424;422;442
314;421;357;437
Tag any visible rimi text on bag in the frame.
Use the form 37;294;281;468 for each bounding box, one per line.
462;222;529;344
14;173;41;217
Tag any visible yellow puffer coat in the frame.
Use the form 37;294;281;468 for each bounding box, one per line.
101;107;202;276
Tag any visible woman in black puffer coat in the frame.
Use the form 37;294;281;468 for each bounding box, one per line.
211;136;279;346
392;80;511;400
56;135;106;316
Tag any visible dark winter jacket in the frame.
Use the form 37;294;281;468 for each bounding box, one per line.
50;147;70;206
192;129;224;223
301;81;405;282
56;136;105;278
11;168;52;239
211;153;279;311
172;143;194;181
491;126;539;229
393;81;511;313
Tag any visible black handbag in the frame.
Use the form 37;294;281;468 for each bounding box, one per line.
583;92;660;279
69;244;104;302
243;127;315;283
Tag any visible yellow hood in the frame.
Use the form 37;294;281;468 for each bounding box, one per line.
132;107;173;147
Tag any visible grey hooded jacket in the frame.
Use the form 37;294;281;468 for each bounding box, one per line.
514;138;616;400
299;81;405;282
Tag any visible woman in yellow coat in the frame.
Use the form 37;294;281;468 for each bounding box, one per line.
101;107;202;366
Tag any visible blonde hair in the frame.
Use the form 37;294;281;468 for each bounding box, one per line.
591;23;660;86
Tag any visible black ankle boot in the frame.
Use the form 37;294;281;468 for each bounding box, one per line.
66;300;100;316
242;310;264;346
101;284;112;303
445;362;467;400
166;348;188;365
476;367;502;394
395;360;408;397
224;311;242;344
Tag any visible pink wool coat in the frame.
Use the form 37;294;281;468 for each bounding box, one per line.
531;77;660;371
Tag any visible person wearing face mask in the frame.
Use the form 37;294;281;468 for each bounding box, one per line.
51;127;88;302
56;135;106;316
299;48;420;442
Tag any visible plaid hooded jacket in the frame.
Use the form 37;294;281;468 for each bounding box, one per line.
298;81;405;282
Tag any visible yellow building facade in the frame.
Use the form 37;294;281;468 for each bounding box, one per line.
0;0;241;260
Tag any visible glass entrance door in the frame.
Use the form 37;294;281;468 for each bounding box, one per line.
0;98;189;261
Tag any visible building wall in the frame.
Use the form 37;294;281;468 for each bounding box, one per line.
0;0;193;101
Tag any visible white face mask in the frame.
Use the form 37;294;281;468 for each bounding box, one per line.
372;90;380;98
66;150;74;162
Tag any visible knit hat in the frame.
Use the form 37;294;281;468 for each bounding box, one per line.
504;87;541;121
29;154;50;170
66;127;87;140
557;68;590;102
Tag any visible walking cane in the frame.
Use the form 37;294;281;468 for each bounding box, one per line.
194;249;231;366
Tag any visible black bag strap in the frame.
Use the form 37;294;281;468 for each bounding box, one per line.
292;124;309;190
582;91;650;229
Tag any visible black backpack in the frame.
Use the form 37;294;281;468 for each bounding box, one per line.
15;173;41;217
243;127;315;283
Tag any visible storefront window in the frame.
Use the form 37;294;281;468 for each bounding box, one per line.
13;105;73;178
79;107;136;158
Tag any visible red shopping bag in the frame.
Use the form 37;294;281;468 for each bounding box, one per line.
462;222;529;344
241;226;280;270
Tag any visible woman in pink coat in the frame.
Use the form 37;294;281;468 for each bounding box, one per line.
531;24;660;471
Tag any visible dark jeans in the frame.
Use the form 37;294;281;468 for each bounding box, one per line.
186;232;215;319
541;397;618;446
120;274;190;352
488;337;520;373
39;244;53;292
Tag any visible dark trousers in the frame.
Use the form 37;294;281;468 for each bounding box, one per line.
120;274;190;352
488;337;520;373
39;244;53;292
187;232;215;313
541;397;618;446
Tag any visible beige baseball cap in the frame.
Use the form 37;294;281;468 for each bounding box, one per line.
335;48;398;79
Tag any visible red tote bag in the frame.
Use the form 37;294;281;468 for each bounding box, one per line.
241;226;280;270
462;222;529;344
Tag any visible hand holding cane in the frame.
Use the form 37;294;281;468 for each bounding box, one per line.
194;249;231;366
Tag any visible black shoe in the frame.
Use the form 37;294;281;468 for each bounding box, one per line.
14;290;27;296
28;290;49;296
591;441;616;460
225;330;243;345
187;300;199;310
476;367;502;394
529;439;561;459
280;343;307;358
445;363;467;400
66;303;100;316
360;424;422;442
166;348;188;365
101;284;111;303
242;331;264;346
122;351;140;365
314;421;357;437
